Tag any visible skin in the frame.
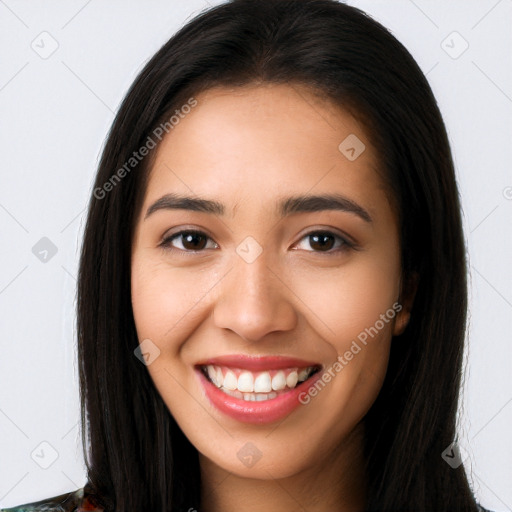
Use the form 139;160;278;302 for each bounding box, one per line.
131;83;413;512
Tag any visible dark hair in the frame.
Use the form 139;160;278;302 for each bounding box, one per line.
77;1;477;510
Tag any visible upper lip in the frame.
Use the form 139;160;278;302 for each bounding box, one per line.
195;354;321;371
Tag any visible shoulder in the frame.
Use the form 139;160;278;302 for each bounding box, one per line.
0;488;104;512
1;489;492;512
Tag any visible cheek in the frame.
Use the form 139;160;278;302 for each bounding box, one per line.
131;263;178;340
132;256;199;335
289;250;401;407
292;254;401;346
290;263;399;436
130;256;210;408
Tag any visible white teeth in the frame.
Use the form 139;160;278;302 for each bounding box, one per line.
215;367;223;387
240;391;277;401
271;370;287;391
238;371;254;392
286;370;299;388
222;388;243;399
223;370;238;390
207;365;218;386
254;372;272;393
298;368;309;382
203;364;317;400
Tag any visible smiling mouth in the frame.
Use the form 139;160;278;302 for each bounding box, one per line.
200;364;321;402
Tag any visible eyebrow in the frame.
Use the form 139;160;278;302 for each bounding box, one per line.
144;192;372;223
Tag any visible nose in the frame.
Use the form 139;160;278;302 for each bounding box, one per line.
213;251;298;343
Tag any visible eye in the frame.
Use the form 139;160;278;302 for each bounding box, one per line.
160;230;218;253
159;229;354;255
293;230;353;254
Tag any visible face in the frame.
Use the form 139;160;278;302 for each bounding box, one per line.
131;83;410;481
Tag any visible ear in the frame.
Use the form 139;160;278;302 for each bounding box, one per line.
393;271;418;336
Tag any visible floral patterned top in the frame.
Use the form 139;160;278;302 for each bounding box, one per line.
0;487;494;512
0;488;103;512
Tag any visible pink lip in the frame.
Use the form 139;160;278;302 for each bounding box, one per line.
197;354;320;371
195;357;323;425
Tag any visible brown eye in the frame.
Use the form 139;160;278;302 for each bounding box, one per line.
309;233;336;251
180;232;208;250
295;231;352;254
160;230;218;252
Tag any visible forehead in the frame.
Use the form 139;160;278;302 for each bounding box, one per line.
144;83;388;218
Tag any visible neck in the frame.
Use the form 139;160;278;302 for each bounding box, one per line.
198;422;367;512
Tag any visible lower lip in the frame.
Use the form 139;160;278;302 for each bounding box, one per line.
196;368;322;424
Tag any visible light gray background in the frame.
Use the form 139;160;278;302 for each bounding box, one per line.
0;0;511;510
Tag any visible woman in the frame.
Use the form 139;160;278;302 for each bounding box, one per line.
1;0;494;510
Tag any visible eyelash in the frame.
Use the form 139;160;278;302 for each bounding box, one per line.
159;229;355;256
